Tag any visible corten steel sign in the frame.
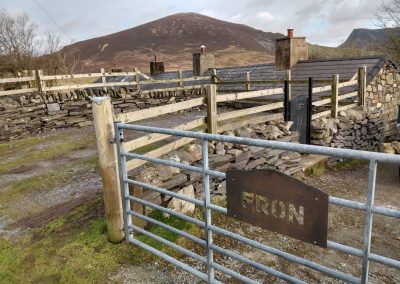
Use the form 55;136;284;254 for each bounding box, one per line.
226;169;329;247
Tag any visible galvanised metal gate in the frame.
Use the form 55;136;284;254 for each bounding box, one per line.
114;122;400;284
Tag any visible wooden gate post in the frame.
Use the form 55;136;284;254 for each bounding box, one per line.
206;84;217;134
92;97;125;243
358;66;367;108
331;74;339;118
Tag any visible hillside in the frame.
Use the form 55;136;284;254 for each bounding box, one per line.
61;13;283;72
340;27;399;49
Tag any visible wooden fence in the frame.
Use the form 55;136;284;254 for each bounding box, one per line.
0;68;210;97
92;67;366;242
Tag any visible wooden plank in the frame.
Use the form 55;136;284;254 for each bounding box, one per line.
178;70;183;88
115;97;205;123
218;101;283;122
207;84;217;134
312;110;331;120
312;85;331;93
0;87;38;96
0;76;35;84
126;136;199;171
217;88;284;102
313;98;332;107
338;103;358;112
337;79;358;88
140;84;204;94
124;118;206;152
136;70;152;80
218;113;283;133
43;81;137;92
139;76;210;85
246;72;251;91
286;70;292;100
41;71;138;81
216;79;332;85
331;74;339;118
338;91;358;101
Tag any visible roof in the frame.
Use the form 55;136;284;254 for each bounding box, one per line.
102;55;395;100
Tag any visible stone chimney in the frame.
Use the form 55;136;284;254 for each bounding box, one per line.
150;54;165;76
275;28;308;71
193;45;215;76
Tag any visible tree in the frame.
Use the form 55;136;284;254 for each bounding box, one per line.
0;8;39;73
376;0;400;62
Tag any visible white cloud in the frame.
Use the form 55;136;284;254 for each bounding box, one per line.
256;11;275;22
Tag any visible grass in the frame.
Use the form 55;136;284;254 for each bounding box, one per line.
0;195;198;284
335;159;366;171
309;161;327;176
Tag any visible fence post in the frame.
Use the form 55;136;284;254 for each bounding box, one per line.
246;72;251;91
29;70;36;89
206;84;217;134
286;70;292;100
134;68;140;93
211;69;217;84
92;97;125;243
178;69;183;88
358;66;366;107
101;68;107;93
35;70;44;93
331;74;339;118
284;80;290;121
307;77;313;145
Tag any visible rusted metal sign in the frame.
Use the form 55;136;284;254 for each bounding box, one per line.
226;169;328;247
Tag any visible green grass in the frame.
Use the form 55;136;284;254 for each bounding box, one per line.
309;162;327;176
335;159;365;171
0;198;198;284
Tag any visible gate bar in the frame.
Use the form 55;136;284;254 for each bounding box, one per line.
127;209;207;246
209;225;360;283
127;235;211;283
116;123;400;164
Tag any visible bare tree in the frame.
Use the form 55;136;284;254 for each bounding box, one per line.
376;0;400;62
0;8;39;73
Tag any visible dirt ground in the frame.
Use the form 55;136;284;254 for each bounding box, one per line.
0;113;399;283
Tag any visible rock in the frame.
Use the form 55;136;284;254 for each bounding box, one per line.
215;142;226;155
213;181;226;195
167;185;195;216
209;154;234;168
227;149;243;158
187;144;202;161
264;125;284;140
235;150;252;163
280;151;301;160
249;146;265;157
163;173;187;189
154;164;179;181
245;158;266;170
345;109;363;121
46;103;60;112
135;166;162;187
175;150;194;164
235;127;253;138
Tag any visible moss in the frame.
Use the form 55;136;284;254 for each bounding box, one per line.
335;159;365;171
308;162;327;177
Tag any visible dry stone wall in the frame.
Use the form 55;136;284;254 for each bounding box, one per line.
365;66;400;135
311;108;384;151
131;120;303;212
0;87;205;142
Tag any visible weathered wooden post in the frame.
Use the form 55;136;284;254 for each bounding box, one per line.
35;70;45;93
331;74;339;118
92;97;124;243
178;69;183;88
101;68;107;93
246;72;251;91
211;69;217;84
206;84;217;134
358;66;367;108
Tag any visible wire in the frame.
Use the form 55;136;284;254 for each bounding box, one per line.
33;0;74;43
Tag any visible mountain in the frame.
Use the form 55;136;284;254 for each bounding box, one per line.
61;13;284;72
340;28;399;49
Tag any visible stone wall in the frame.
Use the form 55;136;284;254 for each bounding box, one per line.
365;65;400;135
311;108;384;151
131;120;303;211
0;87;205;142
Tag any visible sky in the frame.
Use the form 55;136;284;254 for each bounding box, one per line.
0;0;386;47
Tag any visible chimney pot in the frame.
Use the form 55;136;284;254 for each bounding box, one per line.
154;54;158;62
287;28;294;38
200;45;206;54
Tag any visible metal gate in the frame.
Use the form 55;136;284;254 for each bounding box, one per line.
290;95;309;144
114;122;400;284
